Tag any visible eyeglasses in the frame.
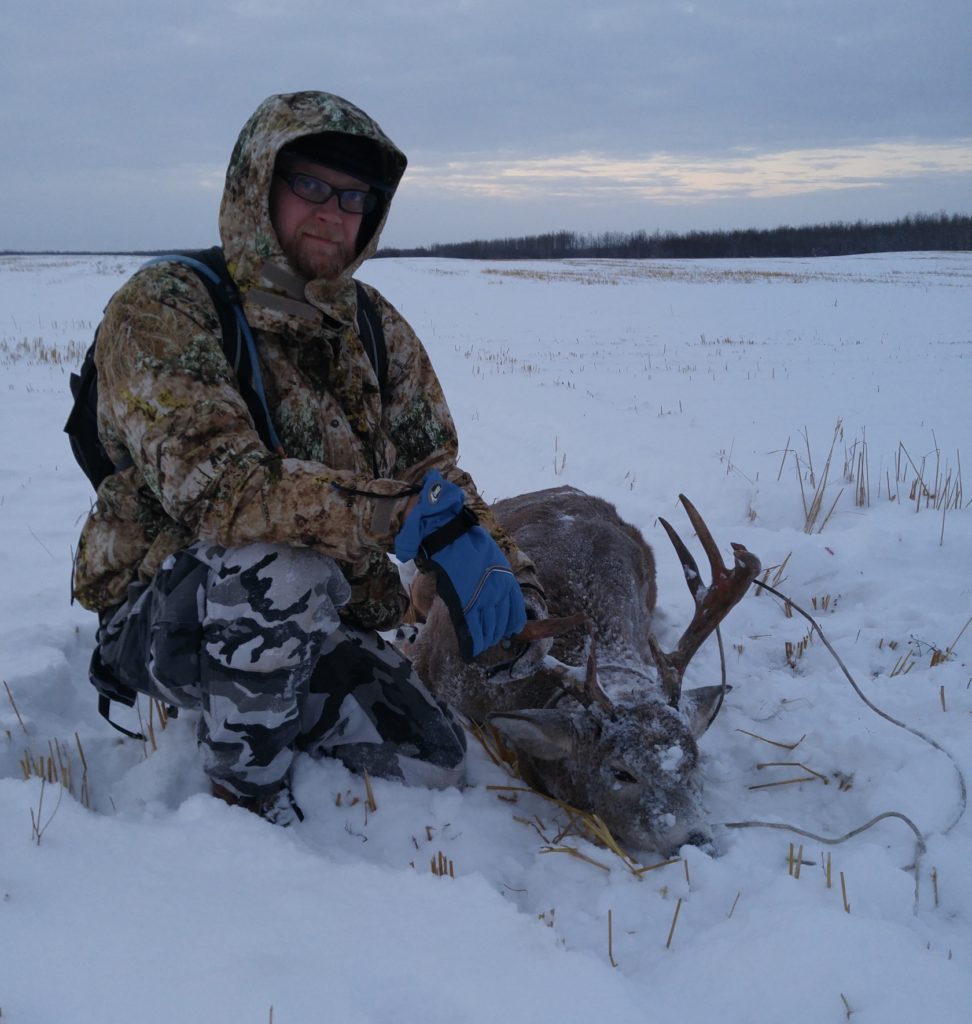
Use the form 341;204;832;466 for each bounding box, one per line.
275;171;378;215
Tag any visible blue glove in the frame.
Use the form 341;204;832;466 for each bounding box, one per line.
395;470;526;661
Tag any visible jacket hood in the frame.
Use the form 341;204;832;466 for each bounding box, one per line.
218;92;407;297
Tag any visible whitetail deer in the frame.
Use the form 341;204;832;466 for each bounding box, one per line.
403;487;760;856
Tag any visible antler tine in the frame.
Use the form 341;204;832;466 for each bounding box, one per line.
658;494;732;600
657;516;702;599
540;632;614;714
652;496;761;706
512;612;589;644
677;492;729;578
584;634;613;713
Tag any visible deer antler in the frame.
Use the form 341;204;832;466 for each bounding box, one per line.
538;633;614;713
512;612;589;643
649;494;761;706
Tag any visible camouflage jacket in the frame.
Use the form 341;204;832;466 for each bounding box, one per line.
73;92;538;629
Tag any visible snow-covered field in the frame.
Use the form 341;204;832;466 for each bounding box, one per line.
1;251;970;1023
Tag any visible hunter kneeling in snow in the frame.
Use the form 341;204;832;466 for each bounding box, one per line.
71;91;548;825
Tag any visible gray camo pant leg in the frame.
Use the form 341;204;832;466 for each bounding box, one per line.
297;628;467;790
98;541;350;798
97;541;466;799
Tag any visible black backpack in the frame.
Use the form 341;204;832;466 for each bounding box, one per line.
65;247;387;738
64;246;387;490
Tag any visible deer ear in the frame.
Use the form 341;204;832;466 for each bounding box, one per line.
488;709;578;761
681;684;731;738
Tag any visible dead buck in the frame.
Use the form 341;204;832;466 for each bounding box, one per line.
403;487;760;856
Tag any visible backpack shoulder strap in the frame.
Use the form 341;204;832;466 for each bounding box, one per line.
354;280;388;397
176;246;241;363
142;249;283;454
141;247;239;363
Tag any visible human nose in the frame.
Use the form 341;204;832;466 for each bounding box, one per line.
311;192;343;218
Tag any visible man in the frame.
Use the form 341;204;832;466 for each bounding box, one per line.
74;91;546;824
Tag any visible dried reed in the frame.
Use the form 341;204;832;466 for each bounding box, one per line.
665;898;683;949
4;680;29;735
840;871;851;913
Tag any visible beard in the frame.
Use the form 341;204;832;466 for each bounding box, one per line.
285;226;356;281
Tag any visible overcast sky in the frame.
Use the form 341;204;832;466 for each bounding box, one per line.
3;0;970;251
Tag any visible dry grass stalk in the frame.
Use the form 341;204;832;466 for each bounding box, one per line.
30;777;63;845
20;737;78;801
928;646;948;669
825;852;833;889
727;892;741;918
665;898;683;949
841;993;853;1020
840;871;851;913
895;440;965;512
816;488;844;533
633;857;682;877
794;844;805;880
776;436;792;481
757;761;829;784
146;698;172;752
940;686;947;712
848;435;870;508
540;845;611;872
430;850;455;878
363;771;377;813
797;420;843;533
750;776;820;791
785;626;814;667
147;698;158;752
468;719;521;775
943;613;972;661
51;738;72;791
581;812;644;873
74;732;91;808
931;867;939;907
608;909;618;967
771;553;791;585
4;680;28;735
487;784;648;875
889;651;915;677
755;553;792;598
513;814;551;842
736;728;804;751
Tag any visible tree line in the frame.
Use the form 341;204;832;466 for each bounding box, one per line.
377;212;972;260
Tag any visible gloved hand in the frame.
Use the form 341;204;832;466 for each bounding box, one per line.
395;470;526;661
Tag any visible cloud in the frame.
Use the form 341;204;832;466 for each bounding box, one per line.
403;140;972;206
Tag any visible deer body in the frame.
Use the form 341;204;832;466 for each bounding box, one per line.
405;487;759;856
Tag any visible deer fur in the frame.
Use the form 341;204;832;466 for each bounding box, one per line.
403;486;741;856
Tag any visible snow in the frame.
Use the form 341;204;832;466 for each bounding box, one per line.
1;251;971;1022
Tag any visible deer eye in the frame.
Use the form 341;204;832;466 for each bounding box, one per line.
611;767;637;784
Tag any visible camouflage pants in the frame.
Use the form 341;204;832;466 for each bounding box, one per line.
96;542;466;798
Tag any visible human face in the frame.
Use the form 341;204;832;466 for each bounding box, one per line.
269;157;370;280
